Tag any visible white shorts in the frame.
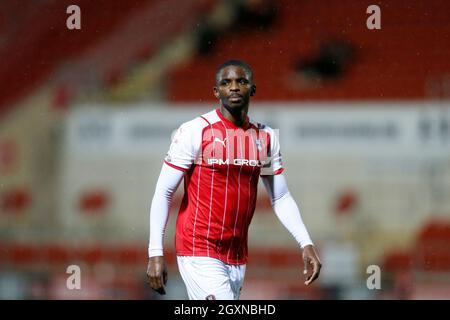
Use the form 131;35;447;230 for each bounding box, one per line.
177;256;246;300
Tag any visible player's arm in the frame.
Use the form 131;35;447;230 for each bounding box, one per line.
261;173;322;286
147;120;200;295
147;163;184;295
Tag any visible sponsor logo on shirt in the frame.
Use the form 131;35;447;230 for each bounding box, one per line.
255;139;263;151
207;158;266;167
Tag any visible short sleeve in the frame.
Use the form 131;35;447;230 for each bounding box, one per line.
260;127;284;176
164;121;200;172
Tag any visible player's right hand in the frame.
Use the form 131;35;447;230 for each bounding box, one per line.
147;256;168;295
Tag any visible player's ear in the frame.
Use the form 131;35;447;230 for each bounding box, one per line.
213;86;220;99
250;85;256;96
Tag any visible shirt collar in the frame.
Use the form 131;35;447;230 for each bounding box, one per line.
216;108;250;130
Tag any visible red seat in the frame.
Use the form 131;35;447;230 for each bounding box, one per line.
383;251;413;273
416;220;450;271
42;245;72;265
10;244;41;265
114;246;145;265
1;187;31;212
78;189;110;213
75;245;109;265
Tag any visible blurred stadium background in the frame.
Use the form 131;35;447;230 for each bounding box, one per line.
1;0;450;300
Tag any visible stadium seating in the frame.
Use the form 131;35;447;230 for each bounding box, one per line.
167;0;450;102
0;0;152;116
382;219;450;274
0;0;215;117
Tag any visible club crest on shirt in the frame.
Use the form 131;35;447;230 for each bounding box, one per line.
255;139;263;151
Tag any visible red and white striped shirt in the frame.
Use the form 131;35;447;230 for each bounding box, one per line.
164;108;283;265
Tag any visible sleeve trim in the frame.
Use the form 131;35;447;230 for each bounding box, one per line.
164;160;188;172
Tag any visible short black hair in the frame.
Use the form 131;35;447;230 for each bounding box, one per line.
215;59;253;84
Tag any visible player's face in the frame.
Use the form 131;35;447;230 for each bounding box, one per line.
214;66;255;110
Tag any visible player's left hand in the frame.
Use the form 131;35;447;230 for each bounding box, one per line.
302;245;322;286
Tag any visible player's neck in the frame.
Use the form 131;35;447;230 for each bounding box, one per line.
220;105;248;127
